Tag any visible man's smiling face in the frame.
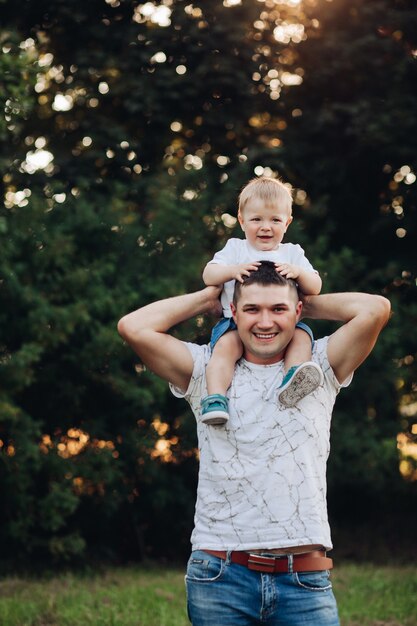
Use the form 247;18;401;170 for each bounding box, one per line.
230;283;302;364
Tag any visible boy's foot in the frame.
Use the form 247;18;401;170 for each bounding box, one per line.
201;394;229;425
278;361;324;408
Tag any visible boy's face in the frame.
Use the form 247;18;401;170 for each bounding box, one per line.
238;197;292;251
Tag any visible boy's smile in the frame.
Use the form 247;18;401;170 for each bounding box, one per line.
238;198;292;252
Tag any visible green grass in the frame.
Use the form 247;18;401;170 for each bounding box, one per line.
0;566;187;626
333;563;417;626
0;563;415;626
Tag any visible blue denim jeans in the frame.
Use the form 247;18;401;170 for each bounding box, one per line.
185;551;340;626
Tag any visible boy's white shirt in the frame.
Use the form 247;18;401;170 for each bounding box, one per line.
208;239;318;317
170;337;352;551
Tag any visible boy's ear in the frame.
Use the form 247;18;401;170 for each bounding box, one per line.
237;211;245;230
285;215;293;229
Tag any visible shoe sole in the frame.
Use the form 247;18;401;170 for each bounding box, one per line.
278;363;323;408
202;411;229;426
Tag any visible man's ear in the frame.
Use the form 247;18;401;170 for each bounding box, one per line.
295;300;303;322
230;302;238;323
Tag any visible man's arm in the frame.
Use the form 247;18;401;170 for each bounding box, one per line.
302;292;391;383
117;286;221;392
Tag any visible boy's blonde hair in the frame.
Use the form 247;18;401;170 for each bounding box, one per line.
238;176;293;215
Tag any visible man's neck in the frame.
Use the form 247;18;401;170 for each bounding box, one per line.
243;351;285;365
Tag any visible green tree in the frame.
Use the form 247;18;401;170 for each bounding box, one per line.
0;0;416;564
280;0;417;536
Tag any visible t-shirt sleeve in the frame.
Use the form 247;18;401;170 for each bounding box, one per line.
313;336;353;391
288;244;319;274
169;342;211;400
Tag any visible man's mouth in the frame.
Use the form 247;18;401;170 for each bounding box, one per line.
253;332;277;340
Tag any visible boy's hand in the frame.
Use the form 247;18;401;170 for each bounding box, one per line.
275;262;300;280
234;261;261;283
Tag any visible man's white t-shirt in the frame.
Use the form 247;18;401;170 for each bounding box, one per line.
171;337;351;552
208;239;317;317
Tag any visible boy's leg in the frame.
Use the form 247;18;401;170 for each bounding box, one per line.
283;325;313;371
278;325;324;408
201;331;243;425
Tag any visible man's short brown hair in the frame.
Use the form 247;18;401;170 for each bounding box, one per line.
233;260;299;305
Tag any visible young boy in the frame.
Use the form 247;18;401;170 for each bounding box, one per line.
201;176;323;425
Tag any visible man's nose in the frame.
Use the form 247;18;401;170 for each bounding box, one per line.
257;310;274;328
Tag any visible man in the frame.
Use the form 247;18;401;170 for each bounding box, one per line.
118;261;390;626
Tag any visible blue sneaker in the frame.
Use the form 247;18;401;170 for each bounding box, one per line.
278;361;324;408
201;394;229;425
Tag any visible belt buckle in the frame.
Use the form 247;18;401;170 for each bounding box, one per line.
247;554;279;573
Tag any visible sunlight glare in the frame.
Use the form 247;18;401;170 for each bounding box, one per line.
52;93;74;111
133;3;172;27
273;23;305;44
257;0;301;5
21;149;54;174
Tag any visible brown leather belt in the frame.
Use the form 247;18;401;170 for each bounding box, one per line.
203;550;333;573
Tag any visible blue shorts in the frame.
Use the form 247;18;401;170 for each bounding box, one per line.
210;318;314;350
210;317;237;350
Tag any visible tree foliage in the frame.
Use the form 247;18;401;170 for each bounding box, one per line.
0;0;416;565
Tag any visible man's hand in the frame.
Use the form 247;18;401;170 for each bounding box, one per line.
205;285;223;317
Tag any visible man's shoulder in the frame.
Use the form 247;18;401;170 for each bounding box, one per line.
313;336;352;389
310;336;329;372
169;341;210;399
312;335;329;358
181;340;211;361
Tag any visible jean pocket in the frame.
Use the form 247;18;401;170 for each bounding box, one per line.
186;550;225;583
294;570;333;592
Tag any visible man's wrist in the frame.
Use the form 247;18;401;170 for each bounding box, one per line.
200;285;222;315
300;293;314;318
